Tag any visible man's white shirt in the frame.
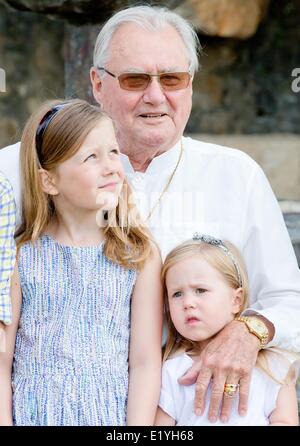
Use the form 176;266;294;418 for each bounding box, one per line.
1;137;300;351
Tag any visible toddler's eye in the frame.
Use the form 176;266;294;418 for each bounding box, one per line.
195;288;206;294
111;149;120;155
172;291;182;298
84;154;96;162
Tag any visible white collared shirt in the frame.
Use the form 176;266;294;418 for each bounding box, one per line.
1;138;300;350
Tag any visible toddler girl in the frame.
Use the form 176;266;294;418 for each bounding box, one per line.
155;235;299;426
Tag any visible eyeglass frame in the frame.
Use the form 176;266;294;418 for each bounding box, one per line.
96;67;192;91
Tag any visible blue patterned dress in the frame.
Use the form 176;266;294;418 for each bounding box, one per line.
12;234;137;426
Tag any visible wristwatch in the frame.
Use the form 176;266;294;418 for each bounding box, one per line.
235;316;269;349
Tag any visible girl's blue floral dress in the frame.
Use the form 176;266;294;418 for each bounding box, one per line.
12;235;136;426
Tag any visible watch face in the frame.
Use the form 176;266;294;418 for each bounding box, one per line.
250;318;267;335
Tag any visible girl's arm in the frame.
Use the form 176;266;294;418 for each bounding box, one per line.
155;407;176;426
269;369;299;426
127;244;163;426
0;265;22;426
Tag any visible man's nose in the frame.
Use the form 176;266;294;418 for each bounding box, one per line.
142;77;166;104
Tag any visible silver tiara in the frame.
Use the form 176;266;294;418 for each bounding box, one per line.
192;233;243;287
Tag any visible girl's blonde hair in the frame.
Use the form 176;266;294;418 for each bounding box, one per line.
161;238;298;384
16;98;152;270
161;238;249;361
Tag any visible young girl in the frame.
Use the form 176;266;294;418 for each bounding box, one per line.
155;235;299;426
0;99;163;426
0;172;16;351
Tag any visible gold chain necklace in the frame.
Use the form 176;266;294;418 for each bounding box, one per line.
146;139;184;221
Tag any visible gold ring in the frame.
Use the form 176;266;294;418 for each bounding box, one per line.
224;383;239;397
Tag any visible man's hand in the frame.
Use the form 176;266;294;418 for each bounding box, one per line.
178;320;260;423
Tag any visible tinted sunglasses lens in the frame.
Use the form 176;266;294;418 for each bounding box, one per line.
118;72;191;91
118;74;150;90
160;72;190;90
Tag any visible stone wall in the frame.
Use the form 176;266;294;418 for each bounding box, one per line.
186;0;300;134
1;0;299;145
0;5;64;147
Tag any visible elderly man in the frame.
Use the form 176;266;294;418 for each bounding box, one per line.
1;5;300;423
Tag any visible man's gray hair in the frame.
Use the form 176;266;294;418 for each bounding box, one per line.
93;5;201;74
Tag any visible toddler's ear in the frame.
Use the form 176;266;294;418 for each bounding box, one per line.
38;169;59;196
232;288;244;315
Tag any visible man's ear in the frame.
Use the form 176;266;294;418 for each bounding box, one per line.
90;66;102;105
39;169;59;196
190;75;193;96
232;287;244;315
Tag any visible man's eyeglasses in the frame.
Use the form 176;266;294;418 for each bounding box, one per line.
97;67;191;91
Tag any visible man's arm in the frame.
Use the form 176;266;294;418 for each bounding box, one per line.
241;163;300;351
